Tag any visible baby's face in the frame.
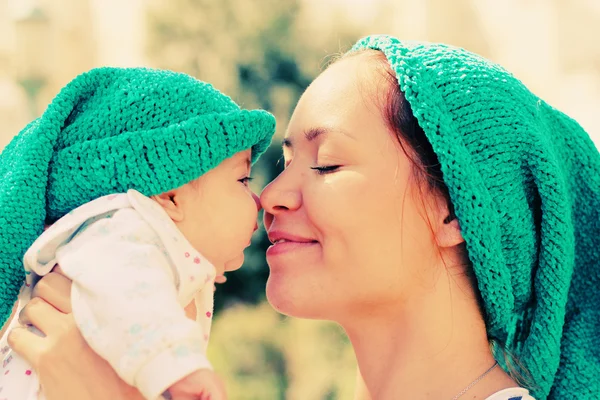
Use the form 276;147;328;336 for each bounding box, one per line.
164;150;260;276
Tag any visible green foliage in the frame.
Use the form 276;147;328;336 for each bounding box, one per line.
147;0;309;112
208;302;357;400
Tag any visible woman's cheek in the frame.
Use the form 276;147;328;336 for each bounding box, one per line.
307;171;372;221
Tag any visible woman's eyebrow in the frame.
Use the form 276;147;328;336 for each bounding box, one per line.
282;127;354;149
304;127;329;141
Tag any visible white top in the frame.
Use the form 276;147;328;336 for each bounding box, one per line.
22;189;216;400
485;387;535;400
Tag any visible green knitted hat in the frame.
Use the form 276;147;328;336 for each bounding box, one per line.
0;67;276;327
351;35;599;399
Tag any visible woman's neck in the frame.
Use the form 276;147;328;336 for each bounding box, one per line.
341;273;517;399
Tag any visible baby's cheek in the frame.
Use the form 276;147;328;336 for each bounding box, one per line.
237;195;259;233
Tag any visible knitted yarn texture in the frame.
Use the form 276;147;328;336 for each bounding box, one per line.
351;35;599;399
0;67;275;328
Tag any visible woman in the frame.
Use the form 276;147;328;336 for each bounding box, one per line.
8;35;600;399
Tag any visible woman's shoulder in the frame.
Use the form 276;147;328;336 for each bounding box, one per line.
484;387;535;400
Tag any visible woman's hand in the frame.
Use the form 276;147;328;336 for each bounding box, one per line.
8;269;144;400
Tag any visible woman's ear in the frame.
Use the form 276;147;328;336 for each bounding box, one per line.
152;189;185;222
431;196;464;249
436;214;464;248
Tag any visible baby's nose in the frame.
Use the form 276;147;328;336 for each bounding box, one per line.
252;192;262;212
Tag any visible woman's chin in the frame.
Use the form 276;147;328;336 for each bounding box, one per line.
265;275;326;319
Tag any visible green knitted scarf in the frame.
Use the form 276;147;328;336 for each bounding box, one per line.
0;67;275;327
351;35;599;400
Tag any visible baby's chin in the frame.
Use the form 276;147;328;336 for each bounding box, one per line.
223;252;245;273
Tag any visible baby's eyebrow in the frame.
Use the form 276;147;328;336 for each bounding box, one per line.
235;156;251;170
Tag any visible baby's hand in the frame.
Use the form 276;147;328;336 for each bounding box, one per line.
164;369;227;400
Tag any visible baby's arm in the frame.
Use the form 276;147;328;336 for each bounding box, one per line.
55;210;212;400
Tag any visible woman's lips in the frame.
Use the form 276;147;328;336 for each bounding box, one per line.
266;230;319;257
266;240;319;257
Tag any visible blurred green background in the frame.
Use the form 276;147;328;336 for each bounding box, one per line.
1;0;599;398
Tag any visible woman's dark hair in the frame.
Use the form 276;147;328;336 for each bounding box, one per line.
378;62;456;222
333;49;535;390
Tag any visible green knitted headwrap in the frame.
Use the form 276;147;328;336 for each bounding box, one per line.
0;67;275;327
351;35;599;399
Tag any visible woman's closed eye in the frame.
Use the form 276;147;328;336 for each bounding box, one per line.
310;165;341;175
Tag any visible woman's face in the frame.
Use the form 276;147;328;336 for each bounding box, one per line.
261;53;443;321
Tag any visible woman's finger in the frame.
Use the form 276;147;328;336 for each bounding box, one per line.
18;297;69;335
31;271;73;313
7;326;46;366
212;375;228;400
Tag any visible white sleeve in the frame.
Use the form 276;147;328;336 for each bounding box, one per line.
56;209;211;400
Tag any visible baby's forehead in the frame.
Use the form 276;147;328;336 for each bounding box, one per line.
222;149;252;167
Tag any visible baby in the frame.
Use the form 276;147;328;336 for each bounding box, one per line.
0;67;275;399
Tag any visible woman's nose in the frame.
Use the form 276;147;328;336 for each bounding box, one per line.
260;171;302;230
260;176;301;216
